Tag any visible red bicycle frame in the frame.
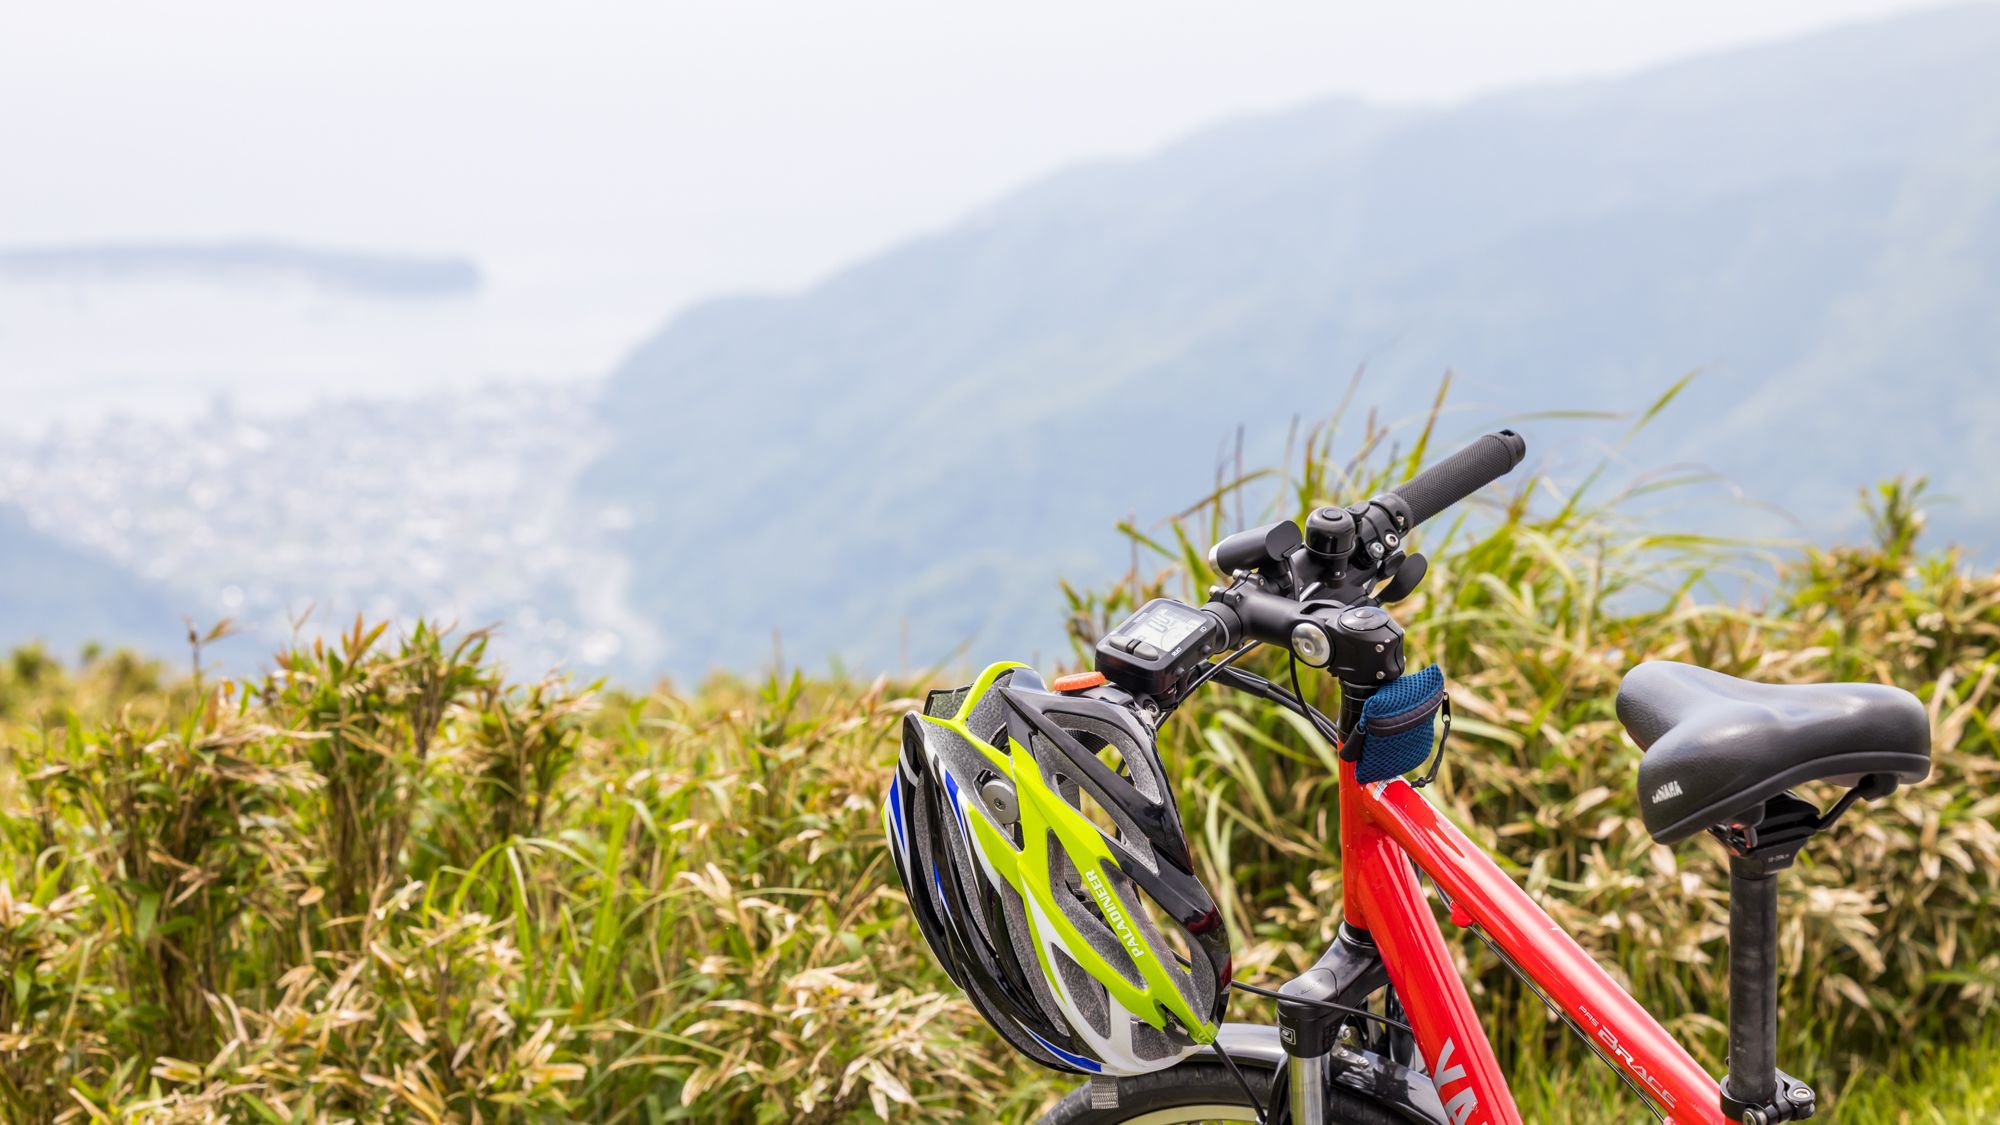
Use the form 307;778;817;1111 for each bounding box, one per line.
1338;759;1725;1125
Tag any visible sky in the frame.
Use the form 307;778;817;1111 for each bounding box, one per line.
0;0;1971;426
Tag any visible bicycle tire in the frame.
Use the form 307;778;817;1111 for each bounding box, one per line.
1039;1060;1407;1124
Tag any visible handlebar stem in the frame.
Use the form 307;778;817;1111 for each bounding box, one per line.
1206;585;1406;689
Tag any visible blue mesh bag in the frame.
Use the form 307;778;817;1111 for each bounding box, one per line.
1351;664;1450;784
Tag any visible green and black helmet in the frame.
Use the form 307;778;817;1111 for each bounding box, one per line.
883;662;1231;1076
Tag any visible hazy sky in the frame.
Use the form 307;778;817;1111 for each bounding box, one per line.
0;0;1972;421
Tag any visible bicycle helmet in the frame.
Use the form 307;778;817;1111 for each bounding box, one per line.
883;662;1231;1076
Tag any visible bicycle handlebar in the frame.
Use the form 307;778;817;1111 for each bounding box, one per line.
1386;429;1526;530
1093;429;1527;706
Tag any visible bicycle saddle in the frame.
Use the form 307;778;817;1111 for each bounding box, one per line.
1616;661;1931;844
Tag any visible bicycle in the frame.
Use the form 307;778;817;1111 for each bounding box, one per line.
888;430;1932;1125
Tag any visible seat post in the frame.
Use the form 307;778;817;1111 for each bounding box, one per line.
1713;795;1820;1124
1724;856;1780;1114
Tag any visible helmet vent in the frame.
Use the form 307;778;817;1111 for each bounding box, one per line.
1130;1019;1185;1062
962;681;1010;741
1138;890;1194;971
1050;847;1098;920
1052;947;1110;1037
924;686;970;718
1048;842;1143;987
1087;734;1131;779
1071;784;1123;842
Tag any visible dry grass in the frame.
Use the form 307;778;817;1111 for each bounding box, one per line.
0;386;1992;1121
0;631;1052;1122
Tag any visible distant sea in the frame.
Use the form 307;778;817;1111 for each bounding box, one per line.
0;258;660;433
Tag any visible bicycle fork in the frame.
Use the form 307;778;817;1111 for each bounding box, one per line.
1276;924;1396;1125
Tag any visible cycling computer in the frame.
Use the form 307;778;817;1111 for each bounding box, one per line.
1094;599;1226;699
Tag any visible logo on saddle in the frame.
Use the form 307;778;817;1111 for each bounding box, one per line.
1650;780;1683;805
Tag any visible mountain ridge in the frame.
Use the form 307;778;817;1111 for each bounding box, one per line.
585;3;2000;675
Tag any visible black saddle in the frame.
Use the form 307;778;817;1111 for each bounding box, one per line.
1617;662;1931;844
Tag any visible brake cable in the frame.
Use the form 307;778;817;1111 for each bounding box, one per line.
1191;970;1420;1125
1286;650;1345;747
1227;978;1413;1035
1167;972;1419;1125
1173;640;1262;705
1205;1034;1268;1124
1425;874;1670;1125
1169;949;1415;1037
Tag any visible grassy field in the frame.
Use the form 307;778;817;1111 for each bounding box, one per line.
0;393;1994;1121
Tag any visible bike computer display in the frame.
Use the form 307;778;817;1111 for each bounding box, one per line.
1094;598;1225;699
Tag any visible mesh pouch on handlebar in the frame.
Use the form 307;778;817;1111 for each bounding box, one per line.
1351;664;1447;784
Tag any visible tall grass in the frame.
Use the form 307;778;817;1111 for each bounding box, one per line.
0;387;1992;1121
0;637;1046;1121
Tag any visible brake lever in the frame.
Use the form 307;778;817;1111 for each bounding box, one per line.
1375;552;1428;604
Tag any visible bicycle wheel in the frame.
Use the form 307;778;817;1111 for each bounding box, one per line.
1039;1061;1407;1124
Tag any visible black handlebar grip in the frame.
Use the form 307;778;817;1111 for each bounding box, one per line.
1387;430;1526;528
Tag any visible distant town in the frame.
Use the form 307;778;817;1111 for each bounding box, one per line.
0;381;659;678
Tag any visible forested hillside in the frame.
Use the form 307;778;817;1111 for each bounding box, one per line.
587;5;2000;675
